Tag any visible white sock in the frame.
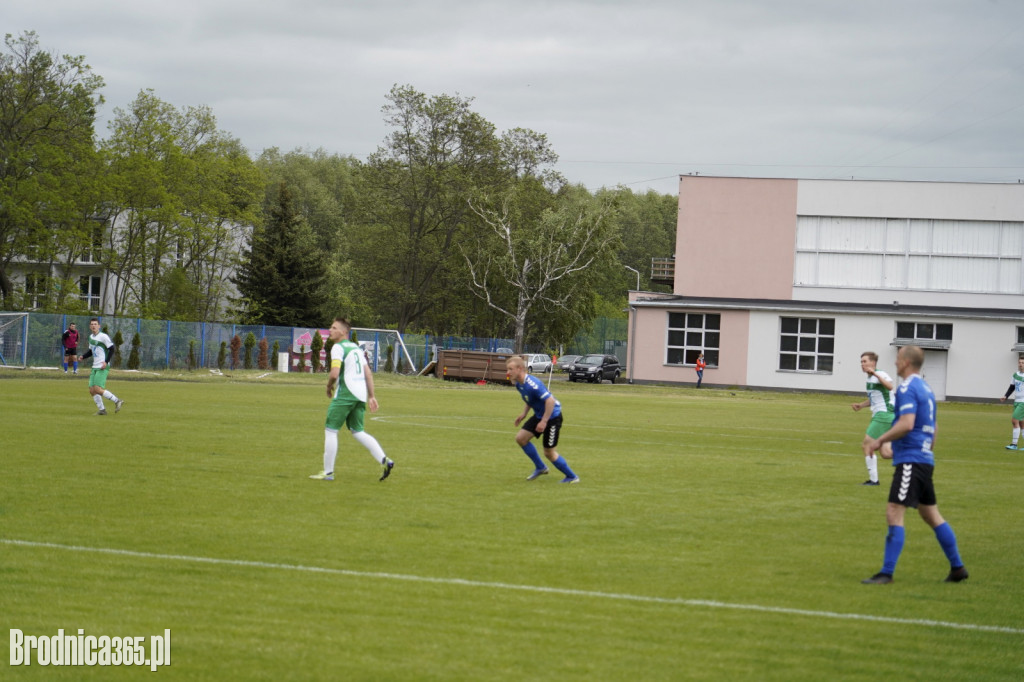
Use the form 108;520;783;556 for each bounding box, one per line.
352;430;387;465
865;455;878;483
323;428;338;474
93;394;104;409
1013;427;1020;445
103;390;118;403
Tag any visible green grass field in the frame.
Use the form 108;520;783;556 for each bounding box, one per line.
2;369;1022;680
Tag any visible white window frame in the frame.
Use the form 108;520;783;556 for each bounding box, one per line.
779;316;835;374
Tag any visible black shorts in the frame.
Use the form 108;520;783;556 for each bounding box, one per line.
522;414;563;449
64;347;77;357
887;462;937;508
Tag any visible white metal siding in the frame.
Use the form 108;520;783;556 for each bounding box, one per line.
795;216;1024;295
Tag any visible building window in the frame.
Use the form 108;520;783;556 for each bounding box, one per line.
895;321;952;342
81;223;104;263
779;317;834;373
24;274;46;309
667;312;720;366
80;275;101;311
1017;326;1024;346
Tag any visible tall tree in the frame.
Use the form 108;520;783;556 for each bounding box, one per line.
0;31;104;308
233;182;327;327
257;147;365;320
464;185;621;352
101;90;262;319
356;85;506;333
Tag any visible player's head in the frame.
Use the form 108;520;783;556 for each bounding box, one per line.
896;345;924;377
1018;355;1024;371
68;323;76;330
506;355;526;381
329;317;351;342
89;317;100;333
860;351;878;372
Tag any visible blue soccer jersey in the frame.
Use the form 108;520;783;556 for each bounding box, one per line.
515;374;562;418
892;374;936;466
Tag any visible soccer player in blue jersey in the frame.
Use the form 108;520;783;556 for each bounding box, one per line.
861;345;967;584
506;355;579;483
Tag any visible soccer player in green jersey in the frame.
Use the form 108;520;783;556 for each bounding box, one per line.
998;355;1024;450
851;351;894;485
310;317;394;482
80;318;124;416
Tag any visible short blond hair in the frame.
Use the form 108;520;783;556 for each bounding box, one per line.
506;355;525;369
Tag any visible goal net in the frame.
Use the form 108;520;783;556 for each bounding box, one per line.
0;312;28;367
351;328;418;375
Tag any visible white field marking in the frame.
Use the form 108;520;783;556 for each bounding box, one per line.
3;538;1021;636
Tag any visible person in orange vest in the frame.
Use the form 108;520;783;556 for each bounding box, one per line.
695;352;706;388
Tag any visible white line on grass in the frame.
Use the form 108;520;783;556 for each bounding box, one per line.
4;538;1021;636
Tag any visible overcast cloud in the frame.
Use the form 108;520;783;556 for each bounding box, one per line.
4;0;1024;194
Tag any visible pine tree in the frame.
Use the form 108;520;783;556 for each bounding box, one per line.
233;182;328;327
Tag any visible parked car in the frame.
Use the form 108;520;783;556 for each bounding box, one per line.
556;354;581;372
495;347;514;354
568;354;621;383
525;353;552;373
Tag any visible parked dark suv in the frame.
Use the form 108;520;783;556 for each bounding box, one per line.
567;354;621;383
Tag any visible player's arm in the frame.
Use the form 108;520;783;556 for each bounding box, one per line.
514;404;529;427
363;362;379;412
326;362;341;398
869;370;893;391
1001;384;1014;401
851;399;869;411
873;412;915;446
536;396;556;431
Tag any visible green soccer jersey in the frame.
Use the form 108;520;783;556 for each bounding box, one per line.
866;370;895;415
88;332;113;369
330;340;368;402
1010;371;1024;403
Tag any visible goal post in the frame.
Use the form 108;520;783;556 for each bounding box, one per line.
351;328;418;375
0;312;29;367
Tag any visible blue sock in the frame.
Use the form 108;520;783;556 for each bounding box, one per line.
73;361;78;371
521;443;546;470
63;361;68;371
933;522;963;569
551;455;576;478
882;525;905;575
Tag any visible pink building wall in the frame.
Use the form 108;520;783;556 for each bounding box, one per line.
675;176;798;299
627;297;750;386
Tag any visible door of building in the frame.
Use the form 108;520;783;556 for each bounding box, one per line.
921;350;948;401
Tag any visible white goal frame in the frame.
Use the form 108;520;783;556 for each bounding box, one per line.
0;312;29;367
351;328;417;374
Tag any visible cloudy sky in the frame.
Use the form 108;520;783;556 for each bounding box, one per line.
5;0;1024;194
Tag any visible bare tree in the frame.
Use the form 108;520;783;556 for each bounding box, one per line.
463;189;620;353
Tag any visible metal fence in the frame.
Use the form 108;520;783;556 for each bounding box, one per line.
1;311;628;372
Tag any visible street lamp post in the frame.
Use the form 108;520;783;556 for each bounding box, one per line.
623;264;640;291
